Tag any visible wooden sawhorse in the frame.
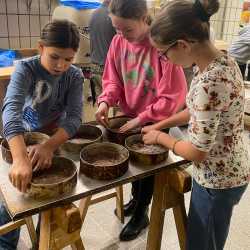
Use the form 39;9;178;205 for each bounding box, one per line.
147;165;192;250
38;184;124;250
79;186;124;223
0;216;37;249
39;203;84;250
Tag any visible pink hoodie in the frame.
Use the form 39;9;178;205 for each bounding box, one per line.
98;34;187;125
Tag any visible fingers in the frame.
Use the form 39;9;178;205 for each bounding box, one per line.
96;113;105;126
95;104;109;126
141;126;150;134
142;133;151;145
95;112;101;123
34;161;42;171
21;177;30;193
100;115;109;127
40;158;52;170
9;170;31;193
28;145;36;161
119;121;134;133
141;125;153;134
119;122;132;133
31;151;39;168
118;124;127;133
46;157;52;168
33;156;52;171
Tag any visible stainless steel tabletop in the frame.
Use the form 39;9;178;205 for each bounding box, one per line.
0;127;189;220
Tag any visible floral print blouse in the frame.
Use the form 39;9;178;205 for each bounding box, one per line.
186;54;250;189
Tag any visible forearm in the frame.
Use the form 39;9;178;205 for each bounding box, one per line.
8;135;28;160
8;134;32;193
153;108;190;130
157;132;207;162
43;128;70;152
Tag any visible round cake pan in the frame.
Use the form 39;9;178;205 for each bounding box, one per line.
27;156;77;199
125;134;168;165
1;132;49;164
106;116;140;145
60;124;102;160
80;142;129;180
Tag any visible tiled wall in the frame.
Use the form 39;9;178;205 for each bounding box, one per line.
0;0;246;49
211;0;242;43
161;0;244;44
0;0;58;49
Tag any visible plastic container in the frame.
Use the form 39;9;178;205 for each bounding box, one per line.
59;0;101;9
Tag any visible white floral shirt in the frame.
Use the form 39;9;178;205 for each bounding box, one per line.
186;54;250;189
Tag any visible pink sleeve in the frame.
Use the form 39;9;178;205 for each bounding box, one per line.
138;61;187;124
97;37;123;107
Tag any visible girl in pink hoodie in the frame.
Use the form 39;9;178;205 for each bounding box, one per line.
95;0;187;241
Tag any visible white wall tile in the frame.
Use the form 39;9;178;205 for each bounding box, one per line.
0;0;58;49
0;0;6;14
19;15;30;36
30;15;40;36
20;37;31;48
0;38;9;48
225;8;231;20
40;0;50;15
31;36;39;48
9;37;20;49
232;0;239;8
7;15;19;36
234;23;240;34
18;0;29;14
227;21;234;34
30;0;39;15
6;0;17;14
230;8;239;20
40;15;50;30
0;14;8;37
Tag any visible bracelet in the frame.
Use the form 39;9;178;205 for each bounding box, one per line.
155;131;162;144
172;139;181;155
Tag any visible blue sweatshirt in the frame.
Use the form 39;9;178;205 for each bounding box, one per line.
2;56;84;140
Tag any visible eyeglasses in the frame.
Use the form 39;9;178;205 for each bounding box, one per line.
158;40;197;60
158;41;178;60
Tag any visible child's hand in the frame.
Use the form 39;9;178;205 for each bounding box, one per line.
9;156;32;193
27;144;54;171
95;102;109;127
143;130;161;145
119;117;140;133
141;124;158;134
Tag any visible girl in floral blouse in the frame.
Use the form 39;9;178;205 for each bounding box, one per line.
142;0;250;249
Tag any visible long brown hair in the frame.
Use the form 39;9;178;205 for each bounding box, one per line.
40;19;80;51
150;0;219;45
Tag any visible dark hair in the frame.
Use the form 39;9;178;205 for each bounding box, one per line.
40;19;80;51
109;0;148;20
150;0;219;45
